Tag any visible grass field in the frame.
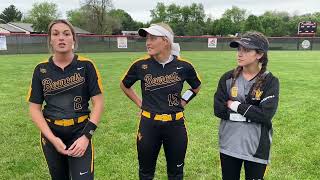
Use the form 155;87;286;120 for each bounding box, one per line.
0;51;319;180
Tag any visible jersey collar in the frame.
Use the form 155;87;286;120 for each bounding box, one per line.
152;55;177;67
49;54;78;72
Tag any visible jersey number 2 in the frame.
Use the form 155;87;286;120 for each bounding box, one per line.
74;96;83;110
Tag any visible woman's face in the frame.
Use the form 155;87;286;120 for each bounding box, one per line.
50;23;74;54
236;45;263;67
145;33;170;56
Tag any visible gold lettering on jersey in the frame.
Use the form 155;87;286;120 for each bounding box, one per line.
142;64;148;69
137;132;143;141
255;89;263;100
231;86;238;97
42;73;85;95
144;72;181;89
40;68;46;74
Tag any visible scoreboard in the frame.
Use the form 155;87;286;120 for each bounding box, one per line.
298;21;317;36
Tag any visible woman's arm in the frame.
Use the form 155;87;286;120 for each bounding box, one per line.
181;85;201;107
214;75;230;120
120;82;142;108
89;94;104;125
227;77;279;127
29;103;68;155
68;93;104;157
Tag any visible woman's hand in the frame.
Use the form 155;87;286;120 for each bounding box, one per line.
51;137;68;155
67;135;90;157
227;100;234;109
181;100;187;107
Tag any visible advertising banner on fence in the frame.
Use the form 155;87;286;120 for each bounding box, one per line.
301;40;311;49
0;36;7;50
117;37;128;48
208;38;217;48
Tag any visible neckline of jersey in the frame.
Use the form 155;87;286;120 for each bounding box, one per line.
151;55;177;67
49;54;78;72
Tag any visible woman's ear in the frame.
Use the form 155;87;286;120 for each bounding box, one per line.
256;52;264;61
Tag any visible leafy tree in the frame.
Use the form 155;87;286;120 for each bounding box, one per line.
150;2;168;23
109;9;142;32
222;6;247;34
222;6;246;23
260;15;287;36
0;5;22;23
243;15;263;32
150;3;206;35
67;9;87;29
24;2;60;33
81;0;114;34
214;17;235;36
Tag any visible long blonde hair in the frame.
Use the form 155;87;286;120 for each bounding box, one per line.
153;22;174;50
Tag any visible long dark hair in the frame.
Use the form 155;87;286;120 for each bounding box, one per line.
231;32;269;96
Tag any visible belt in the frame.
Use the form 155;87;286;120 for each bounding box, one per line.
45;115;89;127
141;110;184;121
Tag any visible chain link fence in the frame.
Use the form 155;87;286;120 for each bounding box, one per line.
0;34;319;54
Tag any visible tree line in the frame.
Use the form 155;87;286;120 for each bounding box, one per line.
0;1;319;36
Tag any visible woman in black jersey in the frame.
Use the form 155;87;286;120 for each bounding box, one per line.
120;22;201;180
214;31;279;180
27;19;104;180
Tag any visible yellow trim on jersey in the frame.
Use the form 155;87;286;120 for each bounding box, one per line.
78;56;104;93
26;59;49;102
26;86;32;102
264;165;269;177
136;112;142;142
184;116;189;144
39;132;50;171
121;55;151;81
91;140;94;173
177;57;202;82
78;55;90;61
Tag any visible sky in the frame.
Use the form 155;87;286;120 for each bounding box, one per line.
1;0;319;23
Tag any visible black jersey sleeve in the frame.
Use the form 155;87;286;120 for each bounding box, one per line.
27;65;44;104
87;61;103;97
122;62;138;88
214;72;231;120
237;76;279;127
185;64;201;89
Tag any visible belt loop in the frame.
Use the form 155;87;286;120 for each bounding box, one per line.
171;113;176;121
150;112;156;120
74;117;79;124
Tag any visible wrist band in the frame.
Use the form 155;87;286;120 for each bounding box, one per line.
230;101;241;112
81;121;97;139
182;89;196;103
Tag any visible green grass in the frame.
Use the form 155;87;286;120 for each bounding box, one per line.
0;51;319;180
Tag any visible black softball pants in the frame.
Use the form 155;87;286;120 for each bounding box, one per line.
40;121;94;180
137;116;188;180
220;153;267;180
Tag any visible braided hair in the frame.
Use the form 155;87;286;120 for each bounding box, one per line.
230;31;269;96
